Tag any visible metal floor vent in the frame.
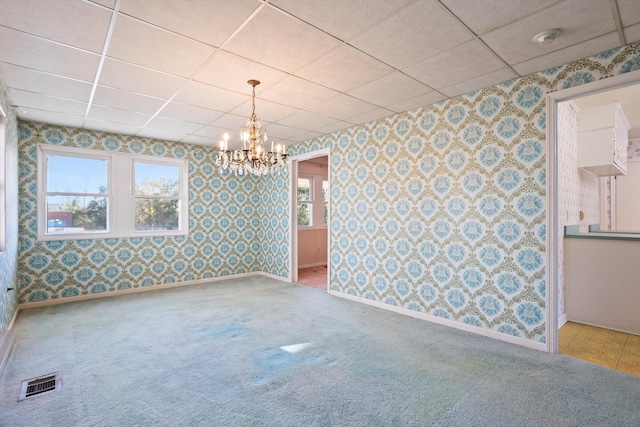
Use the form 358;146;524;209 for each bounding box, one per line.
18;372;61;401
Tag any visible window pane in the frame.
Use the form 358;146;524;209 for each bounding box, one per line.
47;155;107;194
297;178;311;201
297;202;311;226
47;195;107;233
324;202;328;227
135;199;180;231
135;163;179;196
322;180;329;202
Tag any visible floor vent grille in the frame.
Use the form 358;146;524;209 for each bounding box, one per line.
19;372;61;401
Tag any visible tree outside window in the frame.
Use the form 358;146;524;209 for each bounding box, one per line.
297;177;312;226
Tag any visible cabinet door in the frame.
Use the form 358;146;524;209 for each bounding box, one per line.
615;162;640;230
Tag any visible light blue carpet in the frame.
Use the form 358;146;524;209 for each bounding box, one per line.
1;276;638;426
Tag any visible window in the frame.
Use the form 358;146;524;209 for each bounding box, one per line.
297;177;312;227
38;144;188;240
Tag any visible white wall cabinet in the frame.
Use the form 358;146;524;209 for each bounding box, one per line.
577;103;629;176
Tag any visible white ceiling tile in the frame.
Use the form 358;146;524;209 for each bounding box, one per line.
276;110;337;131
349;0;473;69
386;92;448;114
347;71;434;108
305;94;378;121
136;128;188;142
0;26;100;81
348;108;395;126
208;114;252;134
512;33;621;76
146;117;205;134
222;6;342;73
268;0;413;41
263;123;305;140
624;23;640;44
83;119;141;136
0;0;113;53
440;0;559;35
440;68;519;98
314;120;354;135
0;62;93;102
402;40;505;90
230;98;298;123
194;125;228;139
159;102;223;125
181;135;217;146
296;45;394;92
193;50;289;94
173;81;247;111
10;89;88;117
88;0;116;8
99;59;187;99
259;76;340;110
93;86;166;115
20;112;84;129
291;130;323;143
481;0;616;65
87;105;152;126
618;0;640;27
120;0;260;46
107;16;216;78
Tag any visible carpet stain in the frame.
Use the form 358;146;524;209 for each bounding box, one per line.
209;315;250;339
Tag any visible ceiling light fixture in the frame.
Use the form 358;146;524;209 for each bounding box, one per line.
532;29;560;45
215;79;288;177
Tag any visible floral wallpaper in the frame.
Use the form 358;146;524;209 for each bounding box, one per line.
17;122;286;303
0;81;19;335
628;138;640;162
287;42;640;344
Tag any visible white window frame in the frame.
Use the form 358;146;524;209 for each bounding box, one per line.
37;144;188;241
0;106;6;253
297;175;314;227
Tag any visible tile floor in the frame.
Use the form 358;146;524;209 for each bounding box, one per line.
559;321;640;376
297;266;327;290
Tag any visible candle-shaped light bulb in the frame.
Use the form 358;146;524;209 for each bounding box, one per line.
220;140;224;150
276;144;281;154
271;141;274;153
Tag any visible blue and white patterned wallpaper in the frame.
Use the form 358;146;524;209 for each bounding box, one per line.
0;81;19;335
17;122;289;303
286;42;640;343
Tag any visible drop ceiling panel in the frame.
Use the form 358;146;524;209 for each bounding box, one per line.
222;6;342;73
624;23;640;44
10;89;88;117
349;0;473;70
89;0;116;8
305;94;378;122
267;0;413;42
119;0;260;46
230;98;298;123
262;122;305;140
88;105;152;126
193;125;228;139
349;107;395;126
291;129;323;143
106;16;216;78
0;26;100;81
193;50;289;94
181;134;216;146
386;92;448;114
84;118;141;135
19;110;84;129
0;62;93;102
208;113;253;134
93;86;166;114
347;71;435;108
440;68;519;98
512;32;621;76
481;0;616;65
136;128;188;142
99;59;186;99
440;0;560;35
403;40;505;90
159;102;224;125
314;120;353;136
0;0;112;53
173;81;247;111
276;110;338;131
259;76;340;110
618;0;640;27
146;116;205;134
296;45;394;93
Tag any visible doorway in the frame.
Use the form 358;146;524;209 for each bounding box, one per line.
289;149;330;290
547;71;640;355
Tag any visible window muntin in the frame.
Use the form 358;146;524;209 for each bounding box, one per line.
38;145;188;240
297;177;312;227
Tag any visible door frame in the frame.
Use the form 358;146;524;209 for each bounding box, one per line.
288;148;331;288
546;70;640;353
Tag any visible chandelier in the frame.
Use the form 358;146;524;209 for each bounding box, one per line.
215;79;288;177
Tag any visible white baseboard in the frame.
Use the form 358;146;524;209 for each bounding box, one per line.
298;262;327;269
0;308;19;374
18;271;288;310
558;313;567;328
328;290;547;352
